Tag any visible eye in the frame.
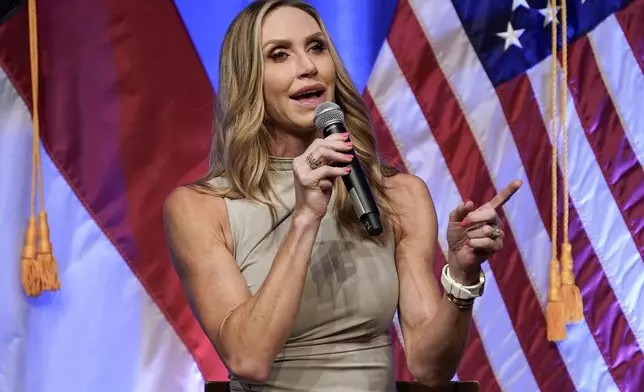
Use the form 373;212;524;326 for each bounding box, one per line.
309;40;327;53
269;50;288;62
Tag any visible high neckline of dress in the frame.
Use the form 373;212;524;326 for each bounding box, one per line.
268;156;294;171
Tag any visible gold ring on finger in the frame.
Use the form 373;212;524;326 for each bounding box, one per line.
306;153;323;170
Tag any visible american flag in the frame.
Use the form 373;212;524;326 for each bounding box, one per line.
372;0;644;391
0;0;641;391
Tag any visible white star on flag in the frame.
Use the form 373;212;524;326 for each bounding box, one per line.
512;0;530;11
497;21;525;51
539;6;560;26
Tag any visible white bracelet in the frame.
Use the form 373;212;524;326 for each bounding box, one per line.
440;264;486;300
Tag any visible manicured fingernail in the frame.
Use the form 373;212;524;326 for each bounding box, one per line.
342;132;350;138
460;219;469;228
345;154;354;160
345;142;353;147
344;167;351;172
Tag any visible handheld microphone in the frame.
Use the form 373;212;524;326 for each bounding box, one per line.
313;102;383;237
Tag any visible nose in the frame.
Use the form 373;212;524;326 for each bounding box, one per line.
296;53;318;78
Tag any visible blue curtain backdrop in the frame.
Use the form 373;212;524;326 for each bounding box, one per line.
173;0;399;93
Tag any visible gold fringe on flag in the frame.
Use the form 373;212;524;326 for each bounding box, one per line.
20;0;61;297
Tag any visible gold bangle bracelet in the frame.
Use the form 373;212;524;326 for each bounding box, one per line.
447;294;474;310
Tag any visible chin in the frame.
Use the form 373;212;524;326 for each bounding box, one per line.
283;110;315;130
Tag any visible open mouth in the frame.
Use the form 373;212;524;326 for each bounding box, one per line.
290;86;326;101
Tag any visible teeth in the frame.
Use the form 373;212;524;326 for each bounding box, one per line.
294;90;322;99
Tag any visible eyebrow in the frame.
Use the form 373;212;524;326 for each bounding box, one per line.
262;32;325;50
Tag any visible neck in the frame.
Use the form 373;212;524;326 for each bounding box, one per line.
269;126;322;158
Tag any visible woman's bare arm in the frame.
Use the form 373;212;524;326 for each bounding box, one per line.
163;186;321;383
389;174;473;387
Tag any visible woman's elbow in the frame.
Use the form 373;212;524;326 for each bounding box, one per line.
227;355;272;384
407;360;455;389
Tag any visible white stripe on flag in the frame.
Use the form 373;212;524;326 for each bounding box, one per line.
367;41;536;392
0;64;34;392
588;14;644;168
408;1;620;391
527;59;644;352
0;68;203;392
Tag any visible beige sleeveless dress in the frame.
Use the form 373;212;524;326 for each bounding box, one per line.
210;157;400;392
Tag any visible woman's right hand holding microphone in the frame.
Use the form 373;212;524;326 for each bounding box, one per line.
291;132;354;222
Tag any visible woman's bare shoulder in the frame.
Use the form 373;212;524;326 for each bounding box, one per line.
384;173;434;208
163;184;234;255
383;173;437;243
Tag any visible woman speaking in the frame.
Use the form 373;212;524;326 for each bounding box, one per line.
163;0;521;390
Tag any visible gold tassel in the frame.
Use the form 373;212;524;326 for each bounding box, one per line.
21;0;61;296
561;242;583;322
20;217;42;296
36;211;61;292
546;0;566;341
547;257;566;341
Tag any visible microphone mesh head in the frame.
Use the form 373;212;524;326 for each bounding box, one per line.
314;102;344;130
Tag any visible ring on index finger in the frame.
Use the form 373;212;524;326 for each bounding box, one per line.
306;153;323;170
490;226;501;240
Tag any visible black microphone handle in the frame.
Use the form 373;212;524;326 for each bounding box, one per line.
322;122;383;236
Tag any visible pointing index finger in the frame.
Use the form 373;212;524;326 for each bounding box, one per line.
487;180;522;210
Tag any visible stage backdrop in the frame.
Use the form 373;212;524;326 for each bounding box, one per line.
1;0;643;391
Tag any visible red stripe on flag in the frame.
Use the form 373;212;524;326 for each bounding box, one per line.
496;74;644;391
616;0;644;74
365;90;502;391
104;0;221;380
0;0;225;381
566;35;644;258
387;1;577;391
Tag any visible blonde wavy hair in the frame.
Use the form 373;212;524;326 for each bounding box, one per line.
190;0;400;243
